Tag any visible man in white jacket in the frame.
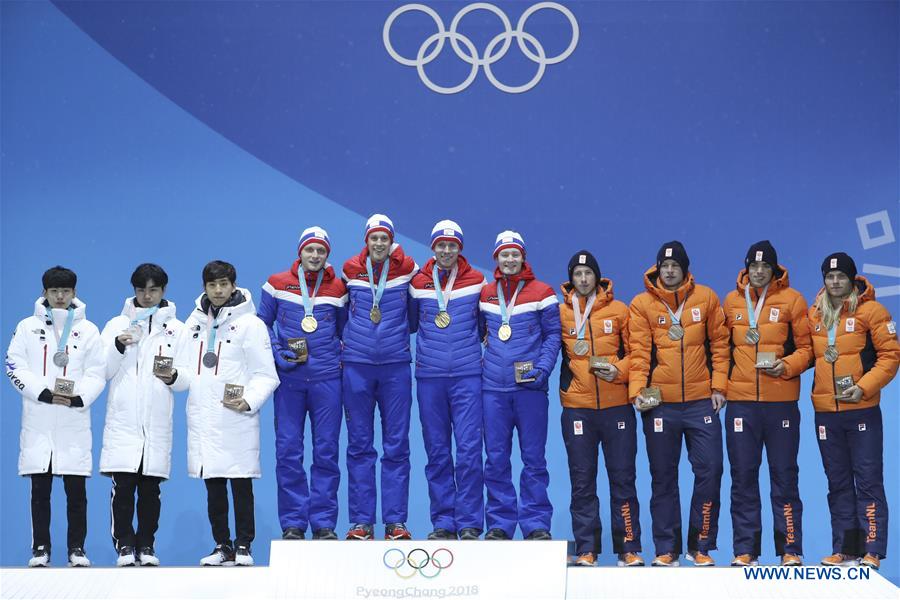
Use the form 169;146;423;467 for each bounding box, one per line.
100;264;183;567
5;266;106;567
165;260;278;566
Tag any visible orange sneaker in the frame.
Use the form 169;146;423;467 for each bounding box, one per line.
651;553;680;567
685;551;715;567
860;554;880;570
574;552;596;566
617;552;644;567
820;553;859;567
780;554;802;567
730;554;758;567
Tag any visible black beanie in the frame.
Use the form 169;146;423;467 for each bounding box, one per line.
745;240;778;269
656;241;690;273
568;250;601;284
821;252;857;281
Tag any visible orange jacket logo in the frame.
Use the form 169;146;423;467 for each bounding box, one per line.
784;504;795;545
866;503;877;542
622;503;635;542
698;501;713;540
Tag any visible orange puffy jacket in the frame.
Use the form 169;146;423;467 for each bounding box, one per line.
628;267;729;402
808;276;900;413
723;267;813;402
559;279;630;410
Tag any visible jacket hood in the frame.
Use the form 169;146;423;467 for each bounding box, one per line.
735;265;790;294
814;275;876;313
643;266;695;305
290;259;337;284
420;255;474;279
345;243;416;278
194;288;256;323
561;278;614;308
34;297;87;323
493;261;536;284
119;297;177;323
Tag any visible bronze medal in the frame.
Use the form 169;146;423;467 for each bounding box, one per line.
668;324;684;341
745;328;760;344
824;345;839;363
370;306;382;324
435;311;451;329
52;351;69;368
498;323;512;341
301;315;318;333
202;351;218;368
573;340;590;356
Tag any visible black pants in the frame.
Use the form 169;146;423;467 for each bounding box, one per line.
30;466;87;551
110;463;163;549
205;478;255;547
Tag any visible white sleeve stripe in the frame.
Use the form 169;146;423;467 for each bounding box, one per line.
265;288;347;307
408;282;484;300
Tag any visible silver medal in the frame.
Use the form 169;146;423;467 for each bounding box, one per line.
52;351;69;367
668;324;684;341
745;328;760;344
573;339;590;356
202;351;218;368
824;345;839;363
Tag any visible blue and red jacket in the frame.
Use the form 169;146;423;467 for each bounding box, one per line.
409;256;486;379
479;263;561;392
258;261;347;382
342;244;418;365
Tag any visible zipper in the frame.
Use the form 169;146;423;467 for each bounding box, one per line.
676;291;685;402
832;359;838;412
588;318;600;409
755;339;760;402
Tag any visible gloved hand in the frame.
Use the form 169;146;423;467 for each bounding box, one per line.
521;368;547;390
273;344;299;371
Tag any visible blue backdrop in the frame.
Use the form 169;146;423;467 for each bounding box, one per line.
2;0;898;585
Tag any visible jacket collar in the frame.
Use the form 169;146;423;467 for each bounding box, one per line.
642;266;695;305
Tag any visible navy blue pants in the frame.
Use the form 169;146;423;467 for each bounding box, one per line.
641;399;723;556
483;389;552;538
274;377;342;532
562;404;642;555
815;406;888;558
343;362;412;525
416;376;484;532
725;401;802;557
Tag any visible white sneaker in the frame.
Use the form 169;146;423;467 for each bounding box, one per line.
116;546;135;567
68;548;91;567
200;543;235;566
137;546;160;566
28;546;50;568
234;545;254;566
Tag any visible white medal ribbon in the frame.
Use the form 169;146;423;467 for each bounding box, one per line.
572;292;597;341
744;284;769;330
432;264;459;313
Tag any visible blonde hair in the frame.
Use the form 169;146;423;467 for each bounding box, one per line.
815;287;859;330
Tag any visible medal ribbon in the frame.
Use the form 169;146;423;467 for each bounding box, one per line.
572;292;597;341
827;308;841;349
130;305;159;327
663;297;687;327
743;284;769;330
497;279;526;327
298;267;325;318
432;264;459;314
206;308;220;357
45;306;75;356
365;256;390;310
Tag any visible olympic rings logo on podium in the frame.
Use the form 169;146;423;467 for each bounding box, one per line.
382;547;455;578
383;2;579;94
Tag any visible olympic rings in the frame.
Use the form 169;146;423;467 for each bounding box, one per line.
382;547;454;578
383;2;579;94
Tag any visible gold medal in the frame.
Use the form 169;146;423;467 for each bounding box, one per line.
301;315;318;333
573;340;590;356
668;324;684;341
824;345;839;363
745;328;760;344
370;306;382;324
498;323;512;341
435;311;451;329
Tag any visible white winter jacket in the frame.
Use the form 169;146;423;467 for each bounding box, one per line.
5;298;106;476
99;298;184;478
171;288;278;479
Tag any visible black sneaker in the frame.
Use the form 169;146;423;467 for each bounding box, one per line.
313;528;338;540
28;546;50;568
200;543;235;566
384;523;412;540
116;546;136;567
137;546;159;566
458;528;481;540
282;527;305;540
67;547;91;567
427;528;457;540
234;544;254;567
525;529;552;540
485;528;510;540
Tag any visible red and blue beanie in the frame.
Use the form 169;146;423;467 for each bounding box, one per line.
493;230;525;258
365;214;395;243
431;219;464;250
297;226;331;256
